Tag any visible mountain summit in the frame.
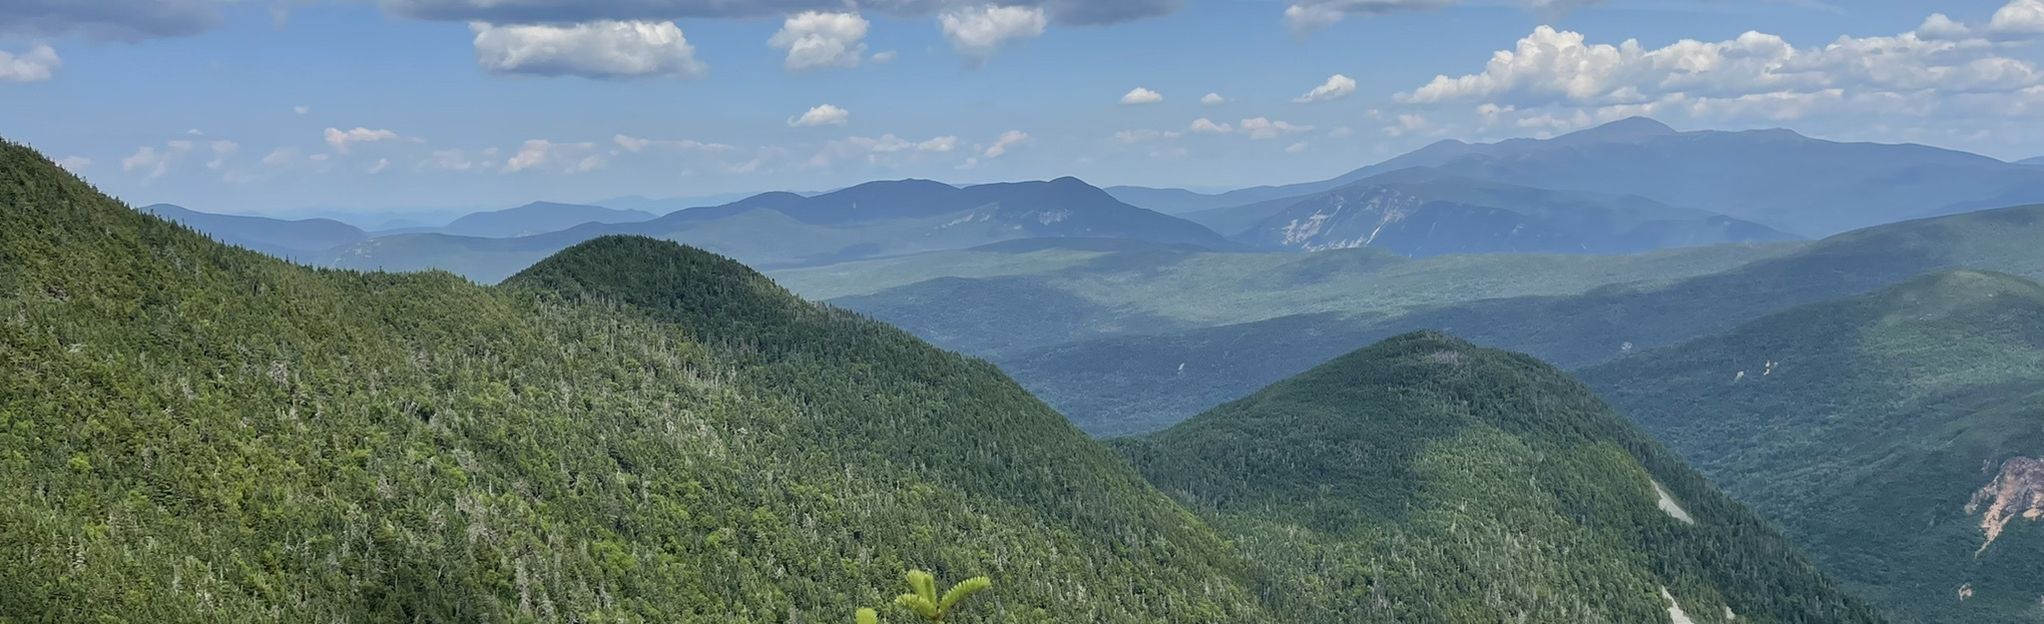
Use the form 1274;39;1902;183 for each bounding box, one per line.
1117;332;1882;623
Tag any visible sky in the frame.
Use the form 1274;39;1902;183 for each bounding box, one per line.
4;0;2044;216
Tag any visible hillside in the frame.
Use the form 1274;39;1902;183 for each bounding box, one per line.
1581;271;2044;623
1130;117;2044;237
1233;170;1794;256
0;139;1271;621
1116;332;1883;623
439;200;657;238
140;203;367;258
995;203;2044;435
321;177;1232;282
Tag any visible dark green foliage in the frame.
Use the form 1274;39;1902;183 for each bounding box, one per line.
1582;270;2044;623
1118;332;1885;623
0;139;1268;621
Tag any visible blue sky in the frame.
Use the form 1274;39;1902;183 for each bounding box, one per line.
3;0;2041;216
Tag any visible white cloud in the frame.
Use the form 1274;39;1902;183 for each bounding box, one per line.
1918;13;1972;41
1120;87;1164;105
262;147;303;167
366;158;392;175
940;4;1047;61
1295;73;1357;103
0;45;60;82
383;0;1181;27
1383;113;1430;137
871;50;899;63
56;156;91;172
205;140;239;170
789;103;852;127
1286;141;1309;153
983;130;1030;158
1189;117;1233;134
808;133;963;168
1201;92;1227;106
770;11;870;71
293;105;311;115
122;141;195;180
416;148;478;171
612;134;734;153
324;127;402;153
1240;117;1313;139
1113;129;1183;143
504;139;603;173
471;20;706;79
1991;0;2044;38
1400;20;2044;119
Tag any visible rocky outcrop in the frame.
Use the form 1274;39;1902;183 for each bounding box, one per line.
1966;457;2044;554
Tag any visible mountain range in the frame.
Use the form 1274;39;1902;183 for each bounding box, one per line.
140;203;368;258
318;177;1234;282
1230;168;1795;256
0;134;1887;621
1115;117;2044;238
437;200;657;238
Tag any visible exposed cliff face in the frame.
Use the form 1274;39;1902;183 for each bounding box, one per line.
1967;457;2044;554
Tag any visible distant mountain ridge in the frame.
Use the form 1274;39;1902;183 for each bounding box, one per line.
1232;169;1796;256
1118;117;2044;237
439;201;656;238
140;203;367;258
320;177;1234;283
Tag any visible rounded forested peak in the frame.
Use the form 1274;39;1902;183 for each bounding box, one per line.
518;234;761;281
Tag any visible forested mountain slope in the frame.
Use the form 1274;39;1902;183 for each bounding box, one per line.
1116;333;1883;623
0;139;1269;622
1582;271;2044;623
1000;203;2044;435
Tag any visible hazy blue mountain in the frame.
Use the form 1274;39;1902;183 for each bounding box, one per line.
1582;270;2044;623
139;203;367;258
321;177;1233;283
439;201;657;238
1101;186;1248;214
993;203;2044;435
2019;156;2044;166
591;192;763;214
1142;118;2044;237
1233;169;1796;256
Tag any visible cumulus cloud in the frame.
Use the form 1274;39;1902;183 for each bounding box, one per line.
1400;23;2043;111
122;140;197;180
0;44;60;82
324;127;403;153
504;139;604;173
382;0;1178;26
0;0;221;40
472;20;707;79
1991;0;2044;38
1189;117;1233;134
1113;129;1183;143
770;11;870;71
612;134;734;153
1240;117;1313;139
983;130;1030;158
808;133;961;168
1201;92;1227;106
940;4;1047;61
1295;74;1357;103
789;104;852;127
1121;87;1164;105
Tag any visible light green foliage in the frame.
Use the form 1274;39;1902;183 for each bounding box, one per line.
891;570;991;622
1583;270;2044;623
